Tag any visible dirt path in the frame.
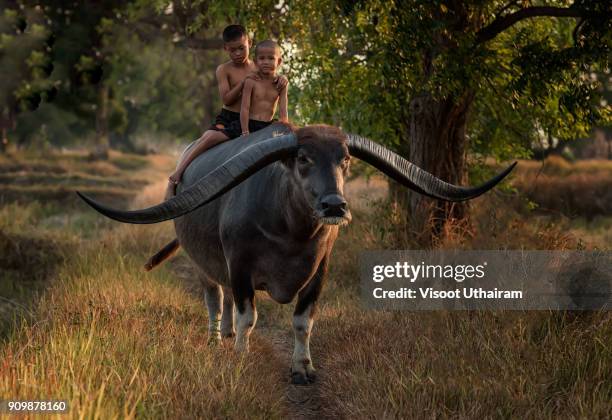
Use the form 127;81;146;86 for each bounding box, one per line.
257;323;335;420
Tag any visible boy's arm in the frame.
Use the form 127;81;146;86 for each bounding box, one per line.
240;79;254;135
278;83;289;123
216;65;245;106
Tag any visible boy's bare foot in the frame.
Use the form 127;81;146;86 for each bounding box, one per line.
168;173;180;184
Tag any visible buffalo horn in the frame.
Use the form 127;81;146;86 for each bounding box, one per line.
77;133;299;224
346;134;516;201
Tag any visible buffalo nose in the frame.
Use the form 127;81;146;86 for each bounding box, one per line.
320;194;347;217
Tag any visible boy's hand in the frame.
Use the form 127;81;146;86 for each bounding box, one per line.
274;75;288;92
244;72;261;82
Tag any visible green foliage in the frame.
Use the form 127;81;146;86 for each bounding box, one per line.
0;6;55;117
231;0;611;166
3;0;610;161
106;30;213;144
4;0;227;149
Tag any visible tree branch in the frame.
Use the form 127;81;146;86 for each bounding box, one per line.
476;6;595;44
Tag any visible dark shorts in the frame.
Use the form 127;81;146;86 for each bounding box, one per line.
209;108;240;133
209;108;275;140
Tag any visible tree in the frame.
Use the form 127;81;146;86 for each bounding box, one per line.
50;0;128;159
0;4;55;153
4;0;221;154
3;1;126;156
252;0;611;244
105;27;218;149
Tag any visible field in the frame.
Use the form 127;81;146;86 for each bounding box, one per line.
1;151;610;419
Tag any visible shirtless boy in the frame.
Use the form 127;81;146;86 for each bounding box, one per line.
240;40;288;136
167;25;287;193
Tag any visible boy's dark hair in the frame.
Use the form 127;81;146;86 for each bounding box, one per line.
255;39;281;56
223;25;247;43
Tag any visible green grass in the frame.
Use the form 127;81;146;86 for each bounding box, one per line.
1;233;286;418
0;149;287;418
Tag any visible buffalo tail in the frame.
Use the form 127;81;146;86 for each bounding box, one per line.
144;238;180;271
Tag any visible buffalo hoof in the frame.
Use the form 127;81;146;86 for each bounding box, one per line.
290;371;316;385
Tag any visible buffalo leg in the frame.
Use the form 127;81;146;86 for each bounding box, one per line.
221;289;236;338
291;256;328;384
231;267;257;352
204;284;222;344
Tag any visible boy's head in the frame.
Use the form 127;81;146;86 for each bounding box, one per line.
254;40;282;76
223;24;250;65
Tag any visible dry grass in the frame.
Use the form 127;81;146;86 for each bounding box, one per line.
311;205;611;418
0;150;170;209
0;151;287;418
512;157;612;219
0;151;610;418
314;307;611;418
516;155;612;176
1;229;286;418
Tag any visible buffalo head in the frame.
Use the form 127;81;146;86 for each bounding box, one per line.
286;126;351;226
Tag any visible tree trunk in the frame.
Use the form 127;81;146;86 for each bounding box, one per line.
91;84;109;160
0;107;12;154
397;92;474;245
0;127;7;154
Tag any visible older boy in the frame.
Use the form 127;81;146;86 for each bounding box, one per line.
167;26;286;193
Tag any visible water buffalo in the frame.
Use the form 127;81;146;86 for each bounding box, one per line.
77;123;515;384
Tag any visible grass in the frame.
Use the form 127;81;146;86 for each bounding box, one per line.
516;155;612;176
512;156;612;219
1;234;286;418
0;149;160;209
0;172;146;189
0;151;610;418
315;309;610;417
0;150;287;418
308;202;612;418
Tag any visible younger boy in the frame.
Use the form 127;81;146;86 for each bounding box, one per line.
240;40;288;137
167;26;286;193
